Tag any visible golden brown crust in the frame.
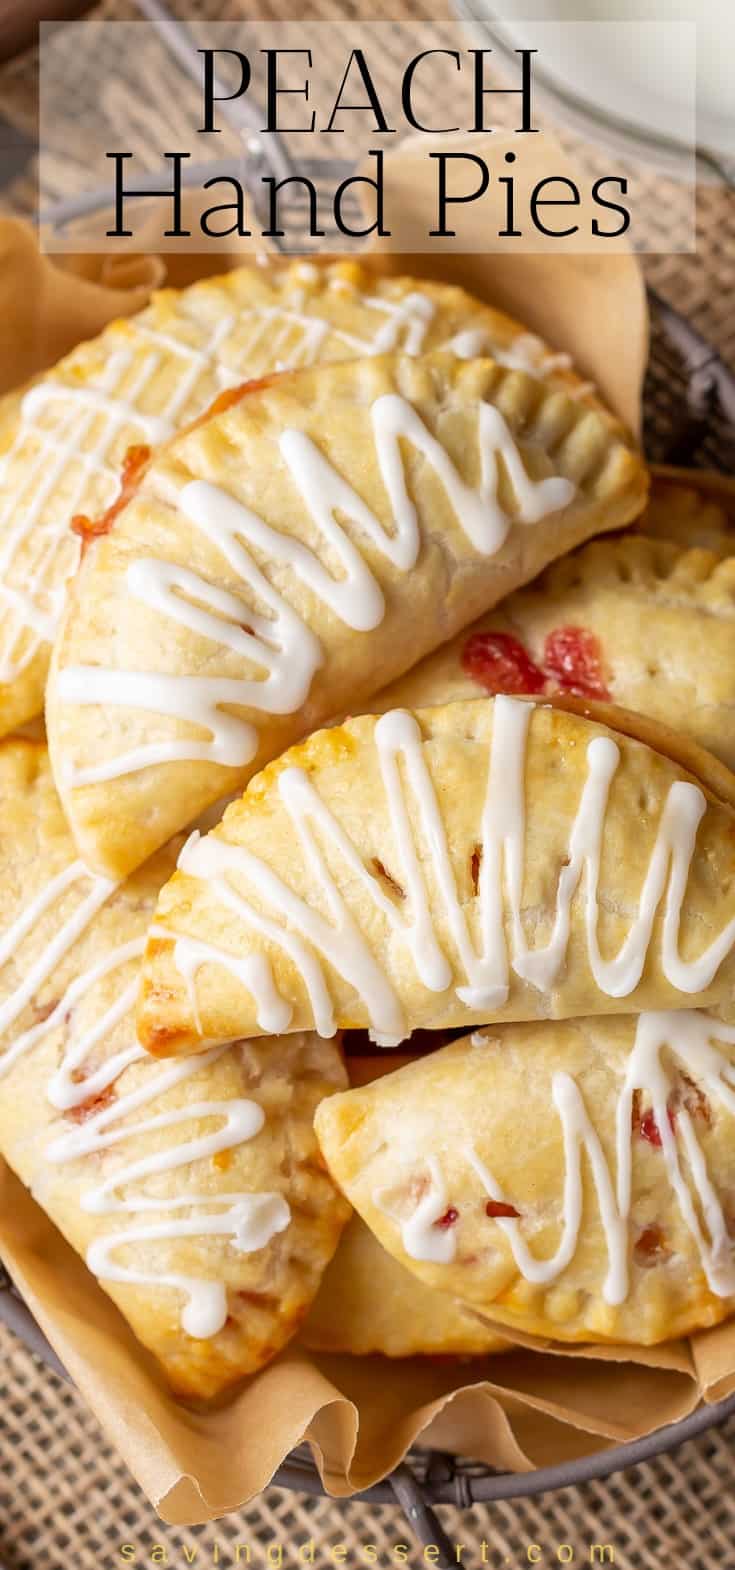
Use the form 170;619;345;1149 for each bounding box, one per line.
302;1216;506;1358
542;695;735;812
138;697;735;1055
314;1018;735;1347
0;739;349;1399
375;531;735;772
1;259;611;739
47;348;646;881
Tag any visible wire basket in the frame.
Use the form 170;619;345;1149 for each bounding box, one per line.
2;287;735;1566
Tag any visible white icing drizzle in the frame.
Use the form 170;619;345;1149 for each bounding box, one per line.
44;1041;289;1341
361;291;436;354
149;924;292;1037
0;302;235;684
0;349;139;682
83;1190;290;1340
0;863;291;1338
296;290;437;359
454;1011;735;1304
238;306;331;368
376;1154;457;1264
0;861;116;1040
177;826;402;1042
58;401;574;785
1;939;142;1094
446;328;572;378
21;376;174;446
169;696;735;1039
291;262;319;284
0;270;580;692
369;396;574;555
132;313;239;415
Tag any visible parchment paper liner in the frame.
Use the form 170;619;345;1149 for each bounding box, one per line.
0;1161;698;1523
0;132;731;1523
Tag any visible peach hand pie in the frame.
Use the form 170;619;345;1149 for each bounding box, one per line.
302;1215;506;1358
376;532;735;769
314;1013;735;1346
46;347;646;881
0;259;600;742
138;696;735;1055
0;738;348;1398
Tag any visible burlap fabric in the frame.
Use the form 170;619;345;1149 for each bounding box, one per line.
3;1324;735;1569
2;0;735;367
2;5;735;1566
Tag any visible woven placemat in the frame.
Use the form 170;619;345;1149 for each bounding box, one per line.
2;4;735;1564
2;1323;735;1570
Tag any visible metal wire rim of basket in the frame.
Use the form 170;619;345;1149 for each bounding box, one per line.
0;288;734;1564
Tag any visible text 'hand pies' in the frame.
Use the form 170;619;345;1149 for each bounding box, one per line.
0;738;349;1398
314;1012;735;1346
46;347;646;880
377;531;735;769
0;257;602;740
138;695;735;1056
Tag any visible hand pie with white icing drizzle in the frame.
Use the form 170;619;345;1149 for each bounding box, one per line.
46;349;646;879
375;532;735;768
0;258;601;741
302;1215;506;1358
314;1013;735;1346
138;695;735;1056
0;738;349;1399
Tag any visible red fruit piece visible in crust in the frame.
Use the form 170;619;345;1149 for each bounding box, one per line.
543;626;611;701
461;631;546;695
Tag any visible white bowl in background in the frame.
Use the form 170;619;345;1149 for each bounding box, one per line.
455;0;734;176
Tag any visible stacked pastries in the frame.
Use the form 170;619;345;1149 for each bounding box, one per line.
2;256;735;1400
0;738;349;1398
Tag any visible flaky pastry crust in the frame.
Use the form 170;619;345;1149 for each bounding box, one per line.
315;1016;735;1346
302;1216;506;1358
1;259;608;738
138;697;735;1055
377;532;735;767
0;739;348;1398
46;347;646;880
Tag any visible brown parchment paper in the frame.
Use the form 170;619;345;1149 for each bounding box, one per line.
368;131;648;436
16;130;647;433
0;1162;698;1524
0;134;727;1524
651;464;735;515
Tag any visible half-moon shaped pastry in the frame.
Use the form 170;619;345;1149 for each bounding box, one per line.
47;349;647;879
376;533;735;767
314;1013;735;1345
138;695;735;1055
0;738;348;1398
0;258;600;739
302;1215;506;1358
